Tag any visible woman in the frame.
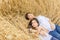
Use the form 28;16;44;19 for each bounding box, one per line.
28;18;58;40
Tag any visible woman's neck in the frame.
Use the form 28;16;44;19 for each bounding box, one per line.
35;26;39;30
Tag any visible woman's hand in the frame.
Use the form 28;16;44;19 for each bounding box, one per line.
29;28;37;33
38;27;49;36
40;30;47;36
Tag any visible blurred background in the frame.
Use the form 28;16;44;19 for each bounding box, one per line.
0;0;60;40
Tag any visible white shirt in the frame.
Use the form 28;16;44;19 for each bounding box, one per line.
36;16;55;31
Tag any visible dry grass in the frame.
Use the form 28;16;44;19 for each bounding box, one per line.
0;0;60;40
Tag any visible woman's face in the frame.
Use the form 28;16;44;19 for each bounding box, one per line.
32;20;39;28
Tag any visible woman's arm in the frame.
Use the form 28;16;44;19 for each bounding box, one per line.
40;27;49;33
37;27;48;36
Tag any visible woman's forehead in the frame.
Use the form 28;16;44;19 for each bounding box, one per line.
32;20;37;22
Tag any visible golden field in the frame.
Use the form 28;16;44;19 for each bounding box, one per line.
0;0;60;40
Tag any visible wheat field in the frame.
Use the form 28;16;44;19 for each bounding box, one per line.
0;0;60;40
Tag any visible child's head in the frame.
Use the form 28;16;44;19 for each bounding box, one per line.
29;18;39;29
25;12;35;20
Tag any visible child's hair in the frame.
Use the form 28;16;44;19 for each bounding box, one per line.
28;18;39;29
25;12;30;20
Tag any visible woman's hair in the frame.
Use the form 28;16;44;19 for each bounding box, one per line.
28;18;39;29
25;12;30;20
